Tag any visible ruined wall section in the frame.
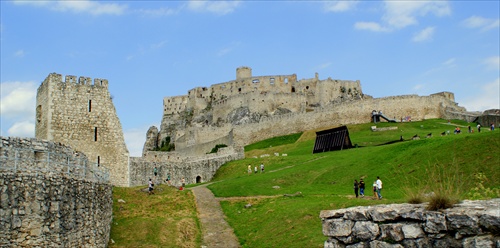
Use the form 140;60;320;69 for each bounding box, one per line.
0;137;112;247
174;125;233;152
232;93;465;146
129;146;244;187
35;73;130;187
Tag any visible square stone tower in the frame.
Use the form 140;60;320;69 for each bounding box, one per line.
36;73;130;186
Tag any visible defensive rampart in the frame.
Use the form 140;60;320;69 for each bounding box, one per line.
129;146;244;187
0;137;113;247
320;199;500;247
232;93;466;146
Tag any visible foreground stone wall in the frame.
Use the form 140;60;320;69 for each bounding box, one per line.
0;137;113;247
320;199;500;248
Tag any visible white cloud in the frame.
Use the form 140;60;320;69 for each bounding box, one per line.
462;16;500;31
443;58;456;68
354;22;390;32
7;121;35;138
138;7;178;17
483;56;500;71
0;81;37;119
356;1;450;33
383;1;450;29
13;0;127;15
187;0;241;15
123;126;152;157
412;26;435;42
324;1;358;13
460;78;500;111
412;84;424;91
15;50;26;58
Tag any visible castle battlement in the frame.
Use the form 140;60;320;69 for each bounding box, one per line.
42;73;109;88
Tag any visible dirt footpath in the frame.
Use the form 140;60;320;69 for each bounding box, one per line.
190;186;241;248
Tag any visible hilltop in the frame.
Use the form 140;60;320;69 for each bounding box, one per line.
109;118;500;247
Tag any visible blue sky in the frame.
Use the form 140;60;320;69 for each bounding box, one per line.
1;0;499;157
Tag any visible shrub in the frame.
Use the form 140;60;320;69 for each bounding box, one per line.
208;144;228;154
426;192;457;211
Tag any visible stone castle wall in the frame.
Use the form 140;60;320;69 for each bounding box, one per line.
156;67;473;154
0;137;113;247
35;73;130;186
128;146;244;187
320;199;500;247
231;93;466;146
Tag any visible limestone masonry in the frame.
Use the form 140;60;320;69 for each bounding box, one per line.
0;137;113;247
320;198;500;247
32;67;487;187
35;73;129;186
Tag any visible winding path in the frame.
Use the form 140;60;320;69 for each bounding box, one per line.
190;186;241;248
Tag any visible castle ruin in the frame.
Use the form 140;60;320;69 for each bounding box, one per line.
29;67;479;187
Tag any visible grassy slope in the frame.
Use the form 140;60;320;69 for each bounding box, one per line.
109;185;201;248
109;119;499;248
208;119;500;248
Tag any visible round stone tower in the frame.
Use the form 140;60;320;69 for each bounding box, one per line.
236;66;252;80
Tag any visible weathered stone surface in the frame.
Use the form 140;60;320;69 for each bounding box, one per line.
0;137;112;247
402;224;425;239
323;219;354;237
379;224;404;242
325;238;346;248
368;240;403;248
463;235;495;248
447;213;481;235
424;211;447;233
352;221;380;241
321;199;500;248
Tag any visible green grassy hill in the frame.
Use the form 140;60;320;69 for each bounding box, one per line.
110;119;500;247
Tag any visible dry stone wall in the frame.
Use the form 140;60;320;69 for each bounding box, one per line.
320;199;500;248
0;137;112;247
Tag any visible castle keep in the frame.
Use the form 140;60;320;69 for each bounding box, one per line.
35;73;129;186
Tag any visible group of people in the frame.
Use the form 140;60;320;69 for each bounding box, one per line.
247;163;265;174
353;177;382;199
148;166;183;195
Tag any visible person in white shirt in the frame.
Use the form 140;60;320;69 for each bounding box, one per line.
376;176;383;199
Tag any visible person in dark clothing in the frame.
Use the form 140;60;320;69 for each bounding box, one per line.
353;180;359;198
359;179;365;197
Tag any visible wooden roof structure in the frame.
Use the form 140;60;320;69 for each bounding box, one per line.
313;126;353;154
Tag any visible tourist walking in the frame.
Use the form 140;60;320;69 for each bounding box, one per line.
477;124;481;133
254;166;258;174
376;176;383;199
373;181;378;198
353;180;359;198
165;173;171;185
154;166;158;177
148;178;154;195
359;179;365;197
247;164;252;175
260;163;265;173
180;177;186;190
